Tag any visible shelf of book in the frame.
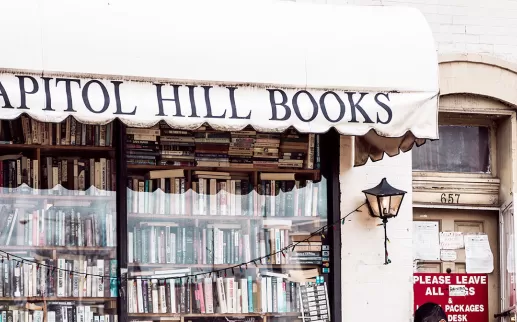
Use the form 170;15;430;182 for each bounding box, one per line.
0;297;116;302
0;194;115;201
127;214;324;222
0;117;119;322
0;144;115;152
125;123;327;321
128;165;320;175
0;246;116;252
128;264;320;269
128;313;301;317
0;117;331;322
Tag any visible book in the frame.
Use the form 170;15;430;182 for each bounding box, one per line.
0;116;118;320
0;117;113;147
124;126;327;320
127;272;308;315
126;124;319;170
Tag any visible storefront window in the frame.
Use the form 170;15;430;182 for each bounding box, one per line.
412;125;490;173
123;123;331;321
0;115;334;322
0;117;118;322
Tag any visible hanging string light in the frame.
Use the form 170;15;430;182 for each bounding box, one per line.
0;203;366;282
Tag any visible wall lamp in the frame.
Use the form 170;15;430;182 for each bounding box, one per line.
362;178;407;265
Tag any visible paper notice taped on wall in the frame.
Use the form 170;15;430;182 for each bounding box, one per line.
440;232;464;250
464;234;494;274
449;285;467;297
413;221;440;261
441;250;457;262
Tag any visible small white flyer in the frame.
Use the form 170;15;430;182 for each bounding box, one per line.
449;285;467;296
440;250;457;262
464;234;494;273
440;232;464;250
413;221;440;261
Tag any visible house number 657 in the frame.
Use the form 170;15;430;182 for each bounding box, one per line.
441;193;460;204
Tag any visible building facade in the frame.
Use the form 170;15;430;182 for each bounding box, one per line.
285;0;517;321
0;3;439;322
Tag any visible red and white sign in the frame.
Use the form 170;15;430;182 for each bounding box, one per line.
414;273;489;322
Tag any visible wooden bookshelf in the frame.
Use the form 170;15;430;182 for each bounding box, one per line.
0;194;114;201
125;124;326;320
0;117;118;322
0;118;330;322
128;165;320;174
127;214;325;222
128;313;301;317
0;144;115;152
0;297;116;302
0;246;115;252
129;263;320;269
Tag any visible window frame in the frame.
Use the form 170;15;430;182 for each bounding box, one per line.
413;112;498;179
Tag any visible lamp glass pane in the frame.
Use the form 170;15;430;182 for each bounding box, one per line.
389;194;403;216
379;196;391;216
366;193;380;217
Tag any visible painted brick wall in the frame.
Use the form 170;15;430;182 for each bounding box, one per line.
287;0;517;63
339;137;414;322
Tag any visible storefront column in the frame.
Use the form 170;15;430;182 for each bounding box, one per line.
339;136;414;322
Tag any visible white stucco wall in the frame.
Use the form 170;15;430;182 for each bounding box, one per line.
339;137;414;322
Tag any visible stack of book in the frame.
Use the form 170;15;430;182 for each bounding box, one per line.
159;124;195;166
229;130;256;168
127;126;161;166
193;129;230;167
289;233;323;265
126;126;320;170
280;130;314;169
0;117;113;147
252;134;280;169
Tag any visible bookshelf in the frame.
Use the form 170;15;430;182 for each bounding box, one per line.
0;117;119;322
125;123;328;322
0;117;333;322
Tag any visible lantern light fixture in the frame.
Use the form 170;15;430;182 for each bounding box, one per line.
362;178;407;265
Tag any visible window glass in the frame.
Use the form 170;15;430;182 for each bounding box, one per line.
126;124;329;320
0;117;118;321
412;125;490;173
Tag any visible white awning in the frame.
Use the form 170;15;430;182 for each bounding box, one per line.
0;0;438;164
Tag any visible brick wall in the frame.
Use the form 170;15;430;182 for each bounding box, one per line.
287;0;517;63
339;137;414;322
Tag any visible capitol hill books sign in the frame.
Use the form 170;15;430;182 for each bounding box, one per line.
0;70;437;138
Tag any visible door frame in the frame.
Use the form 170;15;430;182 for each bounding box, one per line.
498;201;515;322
